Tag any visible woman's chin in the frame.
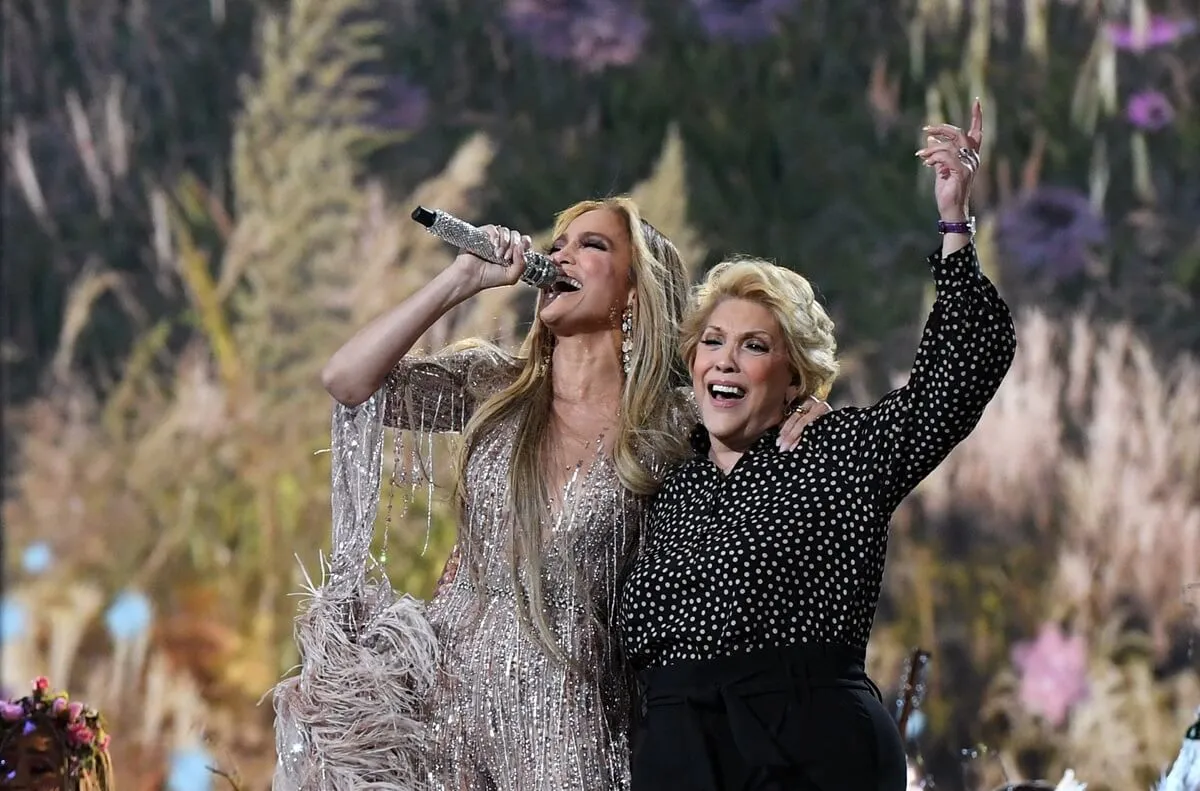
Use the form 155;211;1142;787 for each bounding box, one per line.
537;295;572;323
537;304;615;338
701;414;747;445
701;408;779;452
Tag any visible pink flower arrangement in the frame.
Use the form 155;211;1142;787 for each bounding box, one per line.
1;675;112;783
66;722;96;746
1012;622;1090;727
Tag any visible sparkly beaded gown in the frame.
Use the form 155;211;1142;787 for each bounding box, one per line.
385;345;676;791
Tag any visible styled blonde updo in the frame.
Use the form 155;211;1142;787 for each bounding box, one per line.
679;257;839;401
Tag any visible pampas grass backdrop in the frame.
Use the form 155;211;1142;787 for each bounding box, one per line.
3;0;1198;787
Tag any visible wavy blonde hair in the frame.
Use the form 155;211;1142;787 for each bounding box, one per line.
454;197;691;662
680;257;839;402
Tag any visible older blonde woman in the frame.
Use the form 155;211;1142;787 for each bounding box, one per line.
322;197;826;790
618;103;1016;790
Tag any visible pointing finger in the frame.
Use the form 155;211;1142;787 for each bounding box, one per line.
968;99;984;150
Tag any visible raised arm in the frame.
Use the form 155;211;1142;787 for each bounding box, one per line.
859;100;1016;511
321;225;534;407
860;242;1015;511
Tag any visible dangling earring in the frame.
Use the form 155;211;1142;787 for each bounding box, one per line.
620;305;633;376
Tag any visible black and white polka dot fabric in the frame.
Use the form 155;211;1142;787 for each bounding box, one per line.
619;243;1016;668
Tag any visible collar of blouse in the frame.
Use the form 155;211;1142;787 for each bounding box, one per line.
687;423;784;459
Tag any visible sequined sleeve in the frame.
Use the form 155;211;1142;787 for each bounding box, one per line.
382;345;520;432
853;243;1016;513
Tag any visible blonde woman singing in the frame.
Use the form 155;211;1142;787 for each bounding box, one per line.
321;197;826;790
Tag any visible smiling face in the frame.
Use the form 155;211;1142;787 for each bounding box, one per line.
538;208;635;336
691;298;801;453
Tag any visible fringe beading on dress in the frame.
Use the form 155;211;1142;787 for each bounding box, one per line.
274;345;694;791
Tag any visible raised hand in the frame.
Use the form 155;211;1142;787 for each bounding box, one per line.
917;99;984;222
451;224;533;293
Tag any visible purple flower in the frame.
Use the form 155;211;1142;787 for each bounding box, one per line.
505;0;647;71
373;76;430;132
1126;90;1175;131
0;702;24;722
1106;15;1196;52
995;186;1108;278
689;0;799;43
1011;623;1089;728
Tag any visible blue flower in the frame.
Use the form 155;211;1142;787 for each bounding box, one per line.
905;710;927;740
1;599;27;642
995;186;1108;278
689;0;799;43
104;590;153;642
21;543;53;575
167;746;214;791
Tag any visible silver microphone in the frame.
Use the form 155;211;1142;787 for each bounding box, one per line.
410;206;559;289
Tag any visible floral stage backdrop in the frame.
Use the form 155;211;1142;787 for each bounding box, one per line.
2;0;1198;788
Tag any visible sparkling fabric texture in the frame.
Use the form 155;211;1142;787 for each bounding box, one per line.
384;346;693;791
620;243;1017;667
273;392;441;791
423;209;559;289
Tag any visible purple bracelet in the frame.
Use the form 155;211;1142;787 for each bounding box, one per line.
937;216;976;236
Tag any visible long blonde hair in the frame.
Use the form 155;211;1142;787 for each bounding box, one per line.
453;197;690;662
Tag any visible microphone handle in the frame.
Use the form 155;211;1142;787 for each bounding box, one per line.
411;206;558;289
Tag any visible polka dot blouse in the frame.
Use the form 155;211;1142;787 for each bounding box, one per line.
619;243;1016;668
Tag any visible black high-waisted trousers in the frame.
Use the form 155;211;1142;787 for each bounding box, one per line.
630;643;906;791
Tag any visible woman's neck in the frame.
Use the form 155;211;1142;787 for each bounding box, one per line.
550;331;624;407
707;438;745;475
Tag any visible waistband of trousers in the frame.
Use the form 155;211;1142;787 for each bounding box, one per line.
637;642;871;696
